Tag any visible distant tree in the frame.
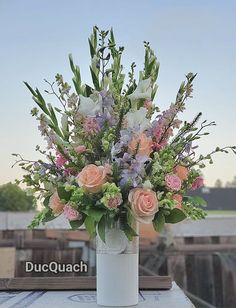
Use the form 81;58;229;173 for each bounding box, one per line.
225;176;236;188
215;179;223;188
0;183;35;211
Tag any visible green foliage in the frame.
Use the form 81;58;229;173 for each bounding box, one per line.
165;208;187;223
97;215;106;242
0;183;35;212
122;223;138;241
84;216;96;237
153;210;165;232
184;195;207;207
28;207;54;229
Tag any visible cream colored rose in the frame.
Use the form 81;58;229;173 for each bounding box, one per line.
49;191;64;216
77;164;107;193
128;188;158;224
128;133;153;156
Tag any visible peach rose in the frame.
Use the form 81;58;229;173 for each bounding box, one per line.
77;164;107;193
128;133;153;156
49;191;64;216
173;194;183;209
174;165;188;181
128;188;159;224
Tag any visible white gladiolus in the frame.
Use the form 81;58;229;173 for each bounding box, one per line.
125;107;151;132
78;93;102;116
127;78;152;101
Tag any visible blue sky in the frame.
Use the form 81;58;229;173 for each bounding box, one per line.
0;0;236;186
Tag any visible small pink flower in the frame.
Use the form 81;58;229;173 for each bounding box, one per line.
55;153;67;167
63;204;81;221
107;195;122;209
144;100;153;110
192;176;204;190
165;174;182;192
64;168;78;176
75;145;86;154
83;117;100;135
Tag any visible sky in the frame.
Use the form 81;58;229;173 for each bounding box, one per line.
0;0;236;187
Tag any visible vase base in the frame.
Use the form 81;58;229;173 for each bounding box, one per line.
96;253;139;307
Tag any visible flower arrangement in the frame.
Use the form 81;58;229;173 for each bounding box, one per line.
14;26;236;241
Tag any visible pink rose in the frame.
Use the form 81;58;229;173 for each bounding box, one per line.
128;188;159;224
75;145;86;154
165;174;182;191
173;194;183;209
192;176;204;190
128;133;153;156
64;204;81;221
77;164;108;193
49;191;64;216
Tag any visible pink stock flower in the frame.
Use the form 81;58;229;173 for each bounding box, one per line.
63;204;81;221
192;176;204;190
165;174;182;192
64;168;78;177
83;117;100;135
55;153;67;167
75;145;86;154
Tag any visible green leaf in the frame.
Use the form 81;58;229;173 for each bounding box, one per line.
87;208;105;222
153;211;165;232
84;216;96;236
69;218;84;230
43;195;51;208
184;195;207;207
122;223;138;241
88;38;96;58
48;104;58;126
90;66;100;90
165;208;186;224
97;216;106;242
57;186;71;202
42;208;55;223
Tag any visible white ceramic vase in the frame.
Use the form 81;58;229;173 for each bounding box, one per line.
96;218;139;306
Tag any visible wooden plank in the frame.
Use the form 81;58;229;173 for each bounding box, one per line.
0;247;16;278
45;229;90;241
0;276;172;291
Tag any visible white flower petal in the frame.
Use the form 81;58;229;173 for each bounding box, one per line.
127;78;152;101
125;107;151;132
78;94;103;116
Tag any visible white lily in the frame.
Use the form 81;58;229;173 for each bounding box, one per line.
127;77;152;101
78;93;102;116
125;107;151;132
